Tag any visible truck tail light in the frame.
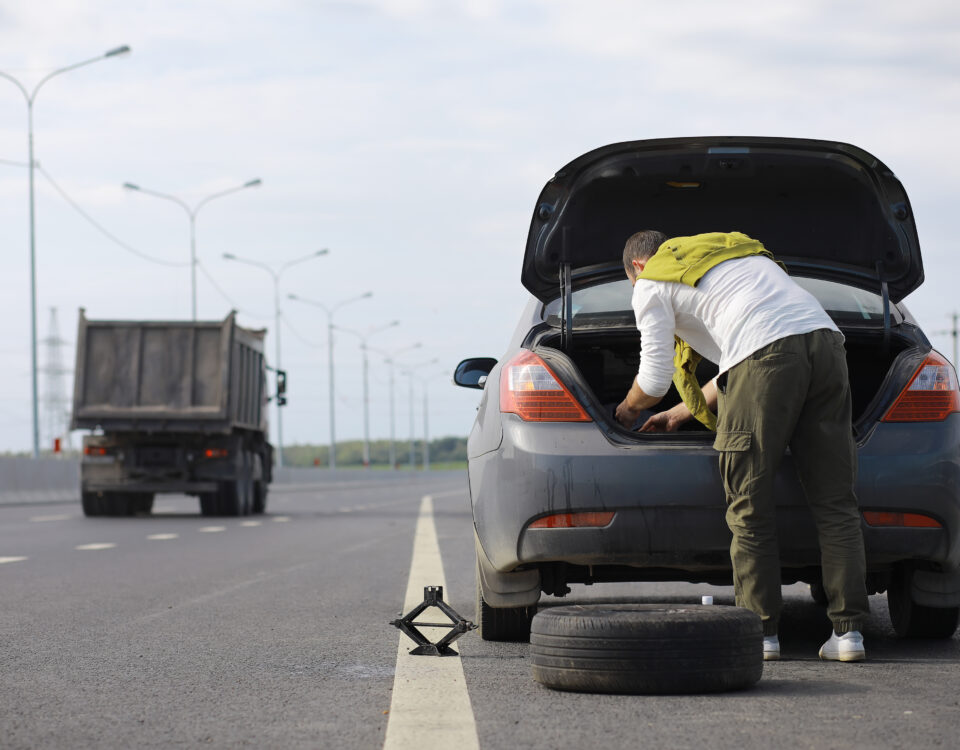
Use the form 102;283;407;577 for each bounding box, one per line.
882;352;960;422
529;511;616;529
84;446;109;456
500;350;591;422
862;511;942;528
204;448;229;459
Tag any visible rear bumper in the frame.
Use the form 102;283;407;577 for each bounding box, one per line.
470;414;960;578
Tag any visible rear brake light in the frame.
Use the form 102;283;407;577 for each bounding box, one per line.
84;446;108;456
529;512;616;529
862;511;942;528
882;351;960;422
204;448;229;459
500;350;591;422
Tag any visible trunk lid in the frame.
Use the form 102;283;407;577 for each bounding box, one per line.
522;136;923;303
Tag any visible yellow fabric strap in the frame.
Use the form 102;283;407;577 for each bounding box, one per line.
673;338;717;431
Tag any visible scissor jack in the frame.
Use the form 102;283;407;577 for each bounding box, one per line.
390;585;478;656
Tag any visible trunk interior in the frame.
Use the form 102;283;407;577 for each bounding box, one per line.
538;327;914;433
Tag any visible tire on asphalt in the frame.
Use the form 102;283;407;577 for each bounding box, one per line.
475;568;537;642
199;493;217;516
103;493;133;516
133;493;154;515
888;564;960;639
530;603;763;694
81;492;103;517
252;481;267;514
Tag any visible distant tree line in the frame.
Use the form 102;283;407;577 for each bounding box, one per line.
281;436;467;468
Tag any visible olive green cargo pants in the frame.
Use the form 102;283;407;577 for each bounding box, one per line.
714;329;869;636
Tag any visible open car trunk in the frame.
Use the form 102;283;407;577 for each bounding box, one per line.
536;326;917;435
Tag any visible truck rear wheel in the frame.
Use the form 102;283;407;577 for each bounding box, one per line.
252;481;267;514
103;493;133;516
81;492;103;517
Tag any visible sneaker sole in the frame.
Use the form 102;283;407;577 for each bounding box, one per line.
818;649;865;662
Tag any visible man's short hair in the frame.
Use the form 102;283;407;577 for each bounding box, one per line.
623;230;668;276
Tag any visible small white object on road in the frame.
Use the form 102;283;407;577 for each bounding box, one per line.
702;595;714;605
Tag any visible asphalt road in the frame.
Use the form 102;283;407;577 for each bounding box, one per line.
2;471;959;749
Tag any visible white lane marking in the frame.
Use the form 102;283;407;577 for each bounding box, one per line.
383;495;480;750
0;556;29;564
272;516;290;523
147;533;179;540
240;521;262;527
30;514;72;522
198;526;225;533
76;543;116;551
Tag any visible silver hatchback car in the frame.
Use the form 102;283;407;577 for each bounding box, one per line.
455;136;960;641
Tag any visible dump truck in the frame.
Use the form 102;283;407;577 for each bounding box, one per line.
71;309;280;517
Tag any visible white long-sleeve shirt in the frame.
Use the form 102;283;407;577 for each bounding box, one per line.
632;255;839;397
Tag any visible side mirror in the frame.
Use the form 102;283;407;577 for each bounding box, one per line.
453;357;497;389
277;369;287;406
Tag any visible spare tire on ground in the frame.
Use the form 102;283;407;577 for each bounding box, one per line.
531;603;763;694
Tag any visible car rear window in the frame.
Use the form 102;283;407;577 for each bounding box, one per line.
543;275;894;324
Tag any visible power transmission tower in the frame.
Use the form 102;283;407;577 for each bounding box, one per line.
932;312;959;371
40;307;72;453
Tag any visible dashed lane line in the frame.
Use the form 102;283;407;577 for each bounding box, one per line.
147;534;179;540
383;495;480;750
0;557;28;564
240;521;262;527
75;543;117;551
198;526;225;533
30;514;72;522
272;516;290;523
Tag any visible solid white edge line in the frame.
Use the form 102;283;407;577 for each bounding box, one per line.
383;495;480;750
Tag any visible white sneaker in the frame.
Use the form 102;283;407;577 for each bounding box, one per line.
763;635;780;661
819;631;865;662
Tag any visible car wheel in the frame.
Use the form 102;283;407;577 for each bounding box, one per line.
809;581;828;606
530;603;763;694
475;571;537;642
887;564;960;639
81;492;102;517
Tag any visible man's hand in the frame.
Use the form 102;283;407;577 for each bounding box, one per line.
615;380;663;429
615;399;642;428
639;410;683;432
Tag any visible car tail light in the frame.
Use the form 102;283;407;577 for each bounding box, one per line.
862;511;942;528
204;448;229;459
529;512;616;529
500;350;591;422
882;352;960;422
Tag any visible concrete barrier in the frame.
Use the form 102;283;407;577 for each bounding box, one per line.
0;456;80;506
0;457;463;506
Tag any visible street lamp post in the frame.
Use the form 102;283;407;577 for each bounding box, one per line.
287;292;373;469
333;321;400;467
1;45;131;458
222;250;329;466
401;359;439;469
124;178;262;320
369;343;422;469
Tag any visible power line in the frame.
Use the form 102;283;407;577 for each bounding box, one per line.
36;165;189;268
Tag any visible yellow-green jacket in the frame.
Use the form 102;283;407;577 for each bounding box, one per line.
637;231;779;431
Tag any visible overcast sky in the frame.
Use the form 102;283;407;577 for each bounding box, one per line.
1;0;958;455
